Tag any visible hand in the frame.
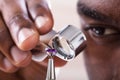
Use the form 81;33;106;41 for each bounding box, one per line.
0;0;53;74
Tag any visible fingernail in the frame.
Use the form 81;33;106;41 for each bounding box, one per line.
11;46;31;66
18;28;35;44
3;58;17;73
35;16;48;28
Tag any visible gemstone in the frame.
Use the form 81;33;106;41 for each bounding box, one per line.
46;48;57;56
46;49;56;52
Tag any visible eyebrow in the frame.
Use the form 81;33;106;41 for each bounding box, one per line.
77;2;111;22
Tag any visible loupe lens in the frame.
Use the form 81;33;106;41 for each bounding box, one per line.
52;35;75;61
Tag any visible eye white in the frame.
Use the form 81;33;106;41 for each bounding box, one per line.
104;28;117;35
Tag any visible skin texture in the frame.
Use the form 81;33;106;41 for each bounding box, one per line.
77;0;120;80
0;0;67;79
3;0;120;80
0;0;57;80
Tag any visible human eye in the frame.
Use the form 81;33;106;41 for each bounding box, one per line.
84;25;120;43
86;25;119;36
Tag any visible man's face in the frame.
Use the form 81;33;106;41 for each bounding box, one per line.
77;0;120;80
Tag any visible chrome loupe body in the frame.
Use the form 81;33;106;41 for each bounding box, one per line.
32;25;86;80
32;25;86;62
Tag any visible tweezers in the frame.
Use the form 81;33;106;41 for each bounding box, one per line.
46;49;56;80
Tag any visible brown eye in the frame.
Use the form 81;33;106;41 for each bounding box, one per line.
86;26;119;37
84;25;120;44
91;27;118;36
91;27;105;36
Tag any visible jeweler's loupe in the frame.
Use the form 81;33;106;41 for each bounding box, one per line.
32;25;86;62
51;35;75;61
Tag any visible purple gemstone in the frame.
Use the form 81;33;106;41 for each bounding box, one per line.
46;49;57;53
46;49;57;56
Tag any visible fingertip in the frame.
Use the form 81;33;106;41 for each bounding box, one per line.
26;0;54;34
18;30;39;51
11;46;32;67
35;16;54;35
0;58;18;73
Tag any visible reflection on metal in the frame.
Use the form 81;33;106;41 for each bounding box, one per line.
32;25;86;80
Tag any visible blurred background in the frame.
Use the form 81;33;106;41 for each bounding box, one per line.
50;0;89;80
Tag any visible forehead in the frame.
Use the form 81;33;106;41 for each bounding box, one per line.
78;0;120;22
78;0;120;10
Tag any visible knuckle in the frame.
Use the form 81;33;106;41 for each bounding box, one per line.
0;25;10;42
7;14;32;29
0;19;13;51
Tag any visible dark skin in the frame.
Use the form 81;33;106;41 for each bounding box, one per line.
0;0;66;80
2;0;120;80
77;0;120;80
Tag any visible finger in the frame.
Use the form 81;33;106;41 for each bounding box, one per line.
11;46;32;67
0;14;31;69
26;0;54;34
0;0;39;50
0;55;18;73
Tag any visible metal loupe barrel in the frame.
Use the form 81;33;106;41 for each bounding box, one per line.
32;25;86;62
52;35;75;61
50;25;86;61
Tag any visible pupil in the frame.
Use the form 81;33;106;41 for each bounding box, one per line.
92;27;105;35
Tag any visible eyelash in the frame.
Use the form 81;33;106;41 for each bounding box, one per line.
84;25;120;43
85;25;120;37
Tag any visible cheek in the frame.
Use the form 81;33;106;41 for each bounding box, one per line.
85;31;120;62
84;33;120;64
